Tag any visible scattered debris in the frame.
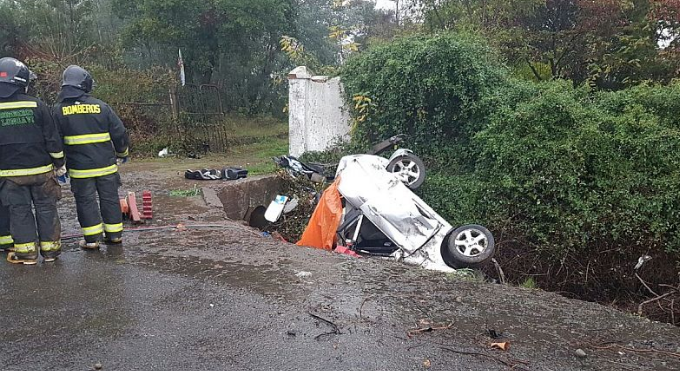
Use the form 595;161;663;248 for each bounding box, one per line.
486;328;504;339
295;271;312;278
575;348;587;358
127;192;142;224
308;311;341;340
490;342;510;351
184;167;248;181
286;330;297;337
265;195;289;222
422;359;431;368
407;321;454;337
158;147;170;157
93;362;103;370
634;255;652;270
334;245;361;258
283;198;299;214
274;155;327;182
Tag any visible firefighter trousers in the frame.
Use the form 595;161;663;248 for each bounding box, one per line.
0;203;12;250
0;173;62;258
71;172;123;243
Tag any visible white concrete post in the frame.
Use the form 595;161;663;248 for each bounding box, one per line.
288;66;351;157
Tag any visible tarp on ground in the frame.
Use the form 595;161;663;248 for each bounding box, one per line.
296;177;342;250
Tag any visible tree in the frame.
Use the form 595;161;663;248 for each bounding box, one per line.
418;0;680;88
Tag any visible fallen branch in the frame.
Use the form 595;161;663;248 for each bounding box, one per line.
440;346;530;370
638;292;673;315
308;311;341;340
590;343;680;360
492;258;506;285
635;273;659;297
407;322;454;337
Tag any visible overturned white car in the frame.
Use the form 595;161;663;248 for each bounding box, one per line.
335;154;495;272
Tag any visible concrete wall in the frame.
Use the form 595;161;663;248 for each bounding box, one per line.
288;66;351;157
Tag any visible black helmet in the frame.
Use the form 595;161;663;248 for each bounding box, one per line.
61;65;94;93
0;57;32;87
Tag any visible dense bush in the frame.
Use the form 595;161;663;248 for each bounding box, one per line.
340;33;508;172
340;32;680;320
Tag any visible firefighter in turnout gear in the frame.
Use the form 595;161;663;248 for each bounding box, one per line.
0;57;64;264
0;206;12;253
53;65;129;249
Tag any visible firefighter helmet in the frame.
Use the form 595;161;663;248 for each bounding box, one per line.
0;57;32;87
61;65;94;93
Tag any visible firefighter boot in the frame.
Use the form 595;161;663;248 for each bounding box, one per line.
40;241;61;262
6;242;38;265
79;239;100;250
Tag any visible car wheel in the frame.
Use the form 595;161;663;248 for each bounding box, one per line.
386;153;426;190
441;225;495;269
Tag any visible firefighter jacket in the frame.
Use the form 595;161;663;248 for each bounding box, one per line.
53;94;129;179
0;93;64;177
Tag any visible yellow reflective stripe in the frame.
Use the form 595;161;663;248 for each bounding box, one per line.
64;133;111;145
116;148;129;157
69;164;118;179
82;223;104;236
13;242;36;253
0;164;53;177
0;235;13;245
104;223;123;233
0;101;37;110
50;151;64;159
40;241;61;251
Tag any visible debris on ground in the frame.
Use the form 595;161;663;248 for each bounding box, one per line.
406;320;454;337
273;155;329;183
575;348;587;358
184;167;248;180
262;171;323;242
158;147;170;157
490;342;510;351
265;195;289;222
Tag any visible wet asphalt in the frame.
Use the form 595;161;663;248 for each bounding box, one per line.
1;163;680;370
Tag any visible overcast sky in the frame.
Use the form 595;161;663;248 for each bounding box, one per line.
374;0;396;10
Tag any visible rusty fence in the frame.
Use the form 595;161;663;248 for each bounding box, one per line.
112;84;230;154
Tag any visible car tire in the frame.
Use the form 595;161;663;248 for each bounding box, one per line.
386;153;426;190
441;224;495;269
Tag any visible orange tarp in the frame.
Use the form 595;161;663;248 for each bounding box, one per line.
297;177;343;250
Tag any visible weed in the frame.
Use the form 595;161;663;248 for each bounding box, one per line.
520;277;537;289
170;185;202;197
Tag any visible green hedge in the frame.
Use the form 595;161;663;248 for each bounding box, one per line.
340;33;508;172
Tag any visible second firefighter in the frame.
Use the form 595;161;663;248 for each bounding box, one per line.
53;65;130;248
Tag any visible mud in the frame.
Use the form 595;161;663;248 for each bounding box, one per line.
1;159;679;370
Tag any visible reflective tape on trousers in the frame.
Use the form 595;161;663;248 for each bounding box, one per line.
40;241;61;251
104;223;123;233
0;235;13;245
82;223;104;236
13;242;36;253
50;151;64;159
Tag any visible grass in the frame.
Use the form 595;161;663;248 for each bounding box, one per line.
128;116;289;176
520;277;537;289
169;185;202;197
